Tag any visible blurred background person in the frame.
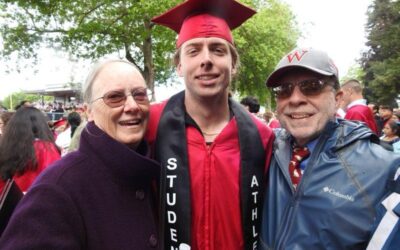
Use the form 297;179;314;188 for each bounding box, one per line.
67;108;88;153
55;111;82;156
0;59;160;249
368;103;383;136
51;117;67;139
380;120;400;146
263;110;280;128
340;79;378;134
240;96;267;122
379;104;394;126
14;100;32;110
0;111;15;137
394;109;400;121
0;107;60;193
392;112;399;122
240;96;261;114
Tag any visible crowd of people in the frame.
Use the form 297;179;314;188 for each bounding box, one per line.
0;0;399;249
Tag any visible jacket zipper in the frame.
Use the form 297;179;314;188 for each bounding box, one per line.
274;133;330;249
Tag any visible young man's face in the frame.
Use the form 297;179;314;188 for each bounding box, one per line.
177;37;236;100
275;69;342;146
379;107;393;120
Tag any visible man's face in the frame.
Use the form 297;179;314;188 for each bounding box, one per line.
339;87;352;108
177;37;236;100
275;69;342;146
379;107;393;120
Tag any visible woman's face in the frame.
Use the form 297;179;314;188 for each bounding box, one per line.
87;62;150;149
383;123;395;137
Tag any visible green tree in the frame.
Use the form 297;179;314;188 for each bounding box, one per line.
361;0;400;106
1;91;52;110
0;0;180;96
1;0;298;104
340;64;365;83
234;0;299;109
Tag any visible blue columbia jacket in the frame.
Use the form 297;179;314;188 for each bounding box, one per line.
260;119;400;250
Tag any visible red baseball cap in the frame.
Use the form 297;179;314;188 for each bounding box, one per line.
152;0;256;48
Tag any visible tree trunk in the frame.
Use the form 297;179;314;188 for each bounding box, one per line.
143;19;155;101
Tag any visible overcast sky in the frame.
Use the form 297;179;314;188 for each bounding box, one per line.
284;0;372;75
0;0;373;100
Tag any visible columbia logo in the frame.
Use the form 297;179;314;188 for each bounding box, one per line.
323;186;354;202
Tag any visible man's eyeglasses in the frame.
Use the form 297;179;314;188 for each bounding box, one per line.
91;88;152;108
272;79;331;99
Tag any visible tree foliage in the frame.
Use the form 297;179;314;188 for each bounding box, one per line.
1;91;52;110
341;64;365;83
234;0;298;109
0;0;180;95
361;0;400;107
1;0;298;104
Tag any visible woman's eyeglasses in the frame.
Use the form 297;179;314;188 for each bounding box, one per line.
91;88;152;108
272;79;331;99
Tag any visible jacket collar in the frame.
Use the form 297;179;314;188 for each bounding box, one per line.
79;122;160;184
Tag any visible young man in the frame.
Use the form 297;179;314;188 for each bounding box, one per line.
147;0;274;249
260;47;400;249
379;104;395;126
340;79;378;134
240;96;261;114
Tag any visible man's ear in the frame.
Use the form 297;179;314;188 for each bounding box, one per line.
232;64;237;76
84;103;94;122
177;63;183;77
335;90;344;109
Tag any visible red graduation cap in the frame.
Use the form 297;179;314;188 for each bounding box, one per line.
152;0;256;47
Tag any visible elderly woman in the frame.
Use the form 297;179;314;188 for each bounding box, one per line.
0;60;160;249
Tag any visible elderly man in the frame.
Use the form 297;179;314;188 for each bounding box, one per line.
260;48;400;249
148;0;274;249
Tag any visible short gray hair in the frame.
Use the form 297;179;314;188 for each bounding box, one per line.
82;59;139;104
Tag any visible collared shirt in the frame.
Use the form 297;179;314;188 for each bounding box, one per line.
347;98;367;110
300;139;318;173
336;108;346;118
297;119;339;172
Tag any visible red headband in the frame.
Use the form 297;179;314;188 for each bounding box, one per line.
177;14;232;47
